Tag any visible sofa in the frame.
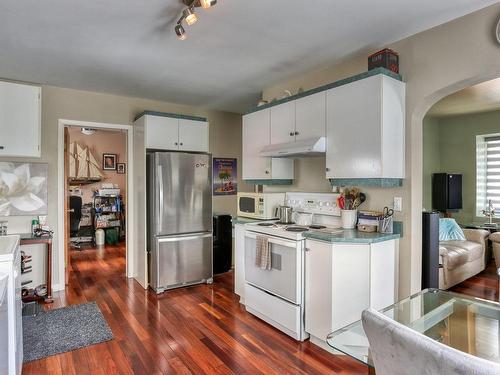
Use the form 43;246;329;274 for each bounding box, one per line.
439;228;490;290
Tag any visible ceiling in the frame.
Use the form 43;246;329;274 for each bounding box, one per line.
0;1;498;114
428;77;500;117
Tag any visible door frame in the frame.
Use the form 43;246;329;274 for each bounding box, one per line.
56;119;135;290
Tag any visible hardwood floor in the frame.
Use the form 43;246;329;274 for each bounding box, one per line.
23;243;368;375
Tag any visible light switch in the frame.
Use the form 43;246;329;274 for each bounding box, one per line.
393;197;402;212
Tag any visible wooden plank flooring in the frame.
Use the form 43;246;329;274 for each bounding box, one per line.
450;261;499;302
23;243;368;374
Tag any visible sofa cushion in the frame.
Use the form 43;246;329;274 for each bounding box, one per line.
440;241;483;269
439;218;466;241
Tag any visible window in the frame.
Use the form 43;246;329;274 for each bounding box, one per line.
476;134;500;215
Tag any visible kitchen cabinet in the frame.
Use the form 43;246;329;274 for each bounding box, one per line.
304;239;397;344
234;224;246;304
326;74;405;179
295;92;326;141
242;109;294;180
143;114;209;152
270;101;295;144
0;81;41;158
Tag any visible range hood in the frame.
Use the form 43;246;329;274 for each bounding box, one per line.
259;137;326;158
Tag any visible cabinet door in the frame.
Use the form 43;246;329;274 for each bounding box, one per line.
295;92;326;141
145;116;179;150
326;76;382;179
0;82;41;158
179;119;209;152
305;240;332;340
370;240;396;310
270;101;295;144
234;225;246;303
242;109;271;179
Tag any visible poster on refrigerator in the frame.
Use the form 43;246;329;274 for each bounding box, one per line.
213;158;237;196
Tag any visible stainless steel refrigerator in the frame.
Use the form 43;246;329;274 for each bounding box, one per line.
147;151;213;293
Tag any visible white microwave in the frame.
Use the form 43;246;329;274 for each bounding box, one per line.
237;192;285;220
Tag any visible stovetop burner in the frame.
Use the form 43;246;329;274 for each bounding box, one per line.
309;225;326;230
276;221;295;225
257;223;276;227
285;226;309;232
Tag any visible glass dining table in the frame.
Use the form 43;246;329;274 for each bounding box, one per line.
327;288;500;371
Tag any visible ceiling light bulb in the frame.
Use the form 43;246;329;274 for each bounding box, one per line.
200;0;217;8
175;24;186;40
183;8;197;25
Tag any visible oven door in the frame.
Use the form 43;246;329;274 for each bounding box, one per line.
244;231;302;304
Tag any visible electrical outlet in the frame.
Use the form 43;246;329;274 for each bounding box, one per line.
393;197;402;212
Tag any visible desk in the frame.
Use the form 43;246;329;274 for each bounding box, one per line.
327;289;500;371
19;233;53;304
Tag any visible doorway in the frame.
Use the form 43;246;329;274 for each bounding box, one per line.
65;126;127;282
57;120;135;291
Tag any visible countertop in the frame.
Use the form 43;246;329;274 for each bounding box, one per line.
304;229;400;244
232;217;268;225
0;235;20;262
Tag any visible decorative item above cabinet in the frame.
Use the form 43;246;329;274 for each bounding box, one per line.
0;81;41;158
136;111;209;153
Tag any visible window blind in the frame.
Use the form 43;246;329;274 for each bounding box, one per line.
485;136;500;208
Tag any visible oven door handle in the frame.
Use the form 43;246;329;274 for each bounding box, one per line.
245;232;297;248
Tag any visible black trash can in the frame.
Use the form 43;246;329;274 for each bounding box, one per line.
213;214;232;274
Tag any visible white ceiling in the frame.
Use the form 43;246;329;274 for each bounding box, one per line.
0;0;498;113
428;77;500;117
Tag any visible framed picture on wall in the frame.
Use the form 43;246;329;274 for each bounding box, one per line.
117;163;126;174
213;158;237;196
103;154;117;170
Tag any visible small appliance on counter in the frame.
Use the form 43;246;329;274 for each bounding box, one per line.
236;192;285;220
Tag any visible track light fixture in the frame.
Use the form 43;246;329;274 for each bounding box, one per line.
175;24;186;40
175;0;217;40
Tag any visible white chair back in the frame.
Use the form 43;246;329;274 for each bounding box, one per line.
361;308;500;375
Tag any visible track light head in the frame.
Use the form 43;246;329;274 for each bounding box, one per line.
183;7;197;26
175;23;186;40
200;0;217;8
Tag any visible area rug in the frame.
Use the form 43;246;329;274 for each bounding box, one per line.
23;301;114;362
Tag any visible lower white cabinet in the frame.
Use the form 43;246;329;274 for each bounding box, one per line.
234;224;246;304
305;239;397;342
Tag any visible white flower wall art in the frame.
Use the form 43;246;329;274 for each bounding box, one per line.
0;162;48;216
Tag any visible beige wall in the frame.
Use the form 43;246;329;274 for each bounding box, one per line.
422;116;441;211
67;127;127;204
260;3;500;297
0;85;250;289
423;110;500;224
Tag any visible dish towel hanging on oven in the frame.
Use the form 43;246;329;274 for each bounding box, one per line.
255;235;271;270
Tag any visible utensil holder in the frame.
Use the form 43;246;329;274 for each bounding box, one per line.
341;209;357;229
379;216;394;234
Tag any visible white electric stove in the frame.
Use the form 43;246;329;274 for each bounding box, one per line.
243;193;342;341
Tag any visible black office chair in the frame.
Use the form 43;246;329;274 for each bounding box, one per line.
69;195;82;237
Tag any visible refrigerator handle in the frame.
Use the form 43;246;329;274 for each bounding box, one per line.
157;164;164;232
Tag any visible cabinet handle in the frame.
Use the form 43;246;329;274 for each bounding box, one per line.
295;131;299;135
326;168;330;172
265;170;270;174
175;142;178;146
0;146;4;150
305;248;310;252
180;143;183;146
290;132;294;136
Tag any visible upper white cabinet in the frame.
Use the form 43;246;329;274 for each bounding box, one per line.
326;74;405;179
269;92;326;145
143;114;209;152
270;101;295;144
0;81;41;158
242;109;294;180
295;92;326;141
